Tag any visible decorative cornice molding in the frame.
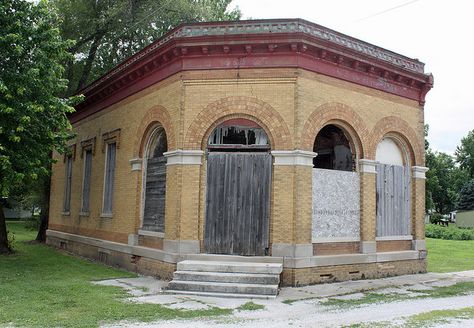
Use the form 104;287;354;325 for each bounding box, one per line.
101;128;121;152
80;137;96;157
71;19;433;124
271;150;317;166
164;149;204;165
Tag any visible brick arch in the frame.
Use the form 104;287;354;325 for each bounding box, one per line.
369;116;423;166
300;102;369;158
184;96;292;150
134;105;175;157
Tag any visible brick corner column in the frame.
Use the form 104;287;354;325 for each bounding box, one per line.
412;166;429;251
271;150;316;258
359;159;377;254
162;149;203;254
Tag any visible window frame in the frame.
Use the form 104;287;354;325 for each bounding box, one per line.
80;148;93;215
62;154;73;215
101;142;116;217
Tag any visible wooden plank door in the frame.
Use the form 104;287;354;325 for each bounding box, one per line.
376;164;411;237
142;156;167;232
204;152;271;256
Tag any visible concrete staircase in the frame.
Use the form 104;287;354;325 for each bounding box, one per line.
165;256;283;298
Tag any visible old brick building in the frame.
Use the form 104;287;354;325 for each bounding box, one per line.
47;19;433;291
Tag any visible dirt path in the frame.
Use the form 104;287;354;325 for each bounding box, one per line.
100;271;474;328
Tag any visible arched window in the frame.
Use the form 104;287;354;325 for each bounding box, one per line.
208;119;269;150
313;124;354;171
375;137;405;166
375;136;411;237
142;127;167;232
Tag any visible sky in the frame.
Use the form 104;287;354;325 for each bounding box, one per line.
229;0;473;154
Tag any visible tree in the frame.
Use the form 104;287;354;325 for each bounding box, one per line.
0;0;78;253
458;179;474;211
455;129;474;179
425;149;469;214
53;0;241;95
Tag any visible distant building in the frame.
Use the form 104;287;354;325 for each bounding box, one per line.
47;19;433;290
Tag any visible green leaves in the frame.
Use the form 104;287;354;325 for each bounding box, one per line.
0;0;76;197
52;0;241;94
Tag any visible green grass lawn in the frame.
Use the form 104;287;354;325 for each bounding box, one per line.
427;238;474;273
0;222;230;328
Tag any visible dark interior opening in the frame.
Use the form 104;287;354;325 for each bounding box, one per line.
313;124;354;171
208;118;270;151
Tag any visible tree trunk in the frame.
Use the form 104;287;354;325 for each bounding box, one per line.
36;168;52;242
76;33;104;92
36;175;51;242
0;203;12;254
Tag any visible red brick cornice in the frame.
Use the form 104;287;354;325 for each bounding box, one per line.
71;19;433;124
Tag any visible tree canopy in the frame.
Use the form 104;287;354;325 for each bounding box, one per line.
425;126;470;214
0;0;78;253
458;179;474;211
455;129;474;179
53;0;241;95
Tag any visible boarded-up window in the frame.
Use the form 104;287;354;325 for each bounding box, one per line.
142;129;167;232
81;149;93;213
376;164;411;237
312;168;360;241
63;155;73;213
102;142;116;215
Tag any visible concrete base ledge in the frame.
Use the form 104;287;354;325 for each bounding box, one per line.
47;229;179;263
283;250;421;269
47;230;422;269
187;253;283;263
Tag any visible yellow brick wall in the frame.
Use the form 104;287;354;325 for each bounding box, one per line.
412;178;426;240
49;67;425;247
271;166;295;244
294;166;313;244
360;172;377;241
49;79;182;243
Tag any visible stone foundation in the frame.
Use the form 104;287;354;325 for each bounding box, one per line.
280;259;426;286
47;233;176;280
47;229;427;287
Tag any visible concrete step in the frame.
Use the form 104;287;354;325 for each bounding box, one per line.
186;254;283;264
177;260;283;274
164;289;277;299
173;270;279;285
167;280;279;296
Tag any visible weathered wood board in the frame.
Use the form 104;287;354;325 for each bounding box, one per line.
142;156;167;232
376;164;411;237
204;152;271;256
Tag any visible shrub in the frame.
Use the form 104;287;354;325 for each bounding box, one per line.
23;217;40;231
425;224;474;240
7;230;16;251
429;213;444;224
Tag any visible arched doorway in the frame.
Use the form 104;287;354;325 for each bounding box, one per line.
142;127;168;232
204;119;271;256
311;124;361;243
375;136;411;237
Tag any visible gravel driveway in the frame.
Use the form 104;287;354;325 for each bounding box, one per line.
98;270;474;328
